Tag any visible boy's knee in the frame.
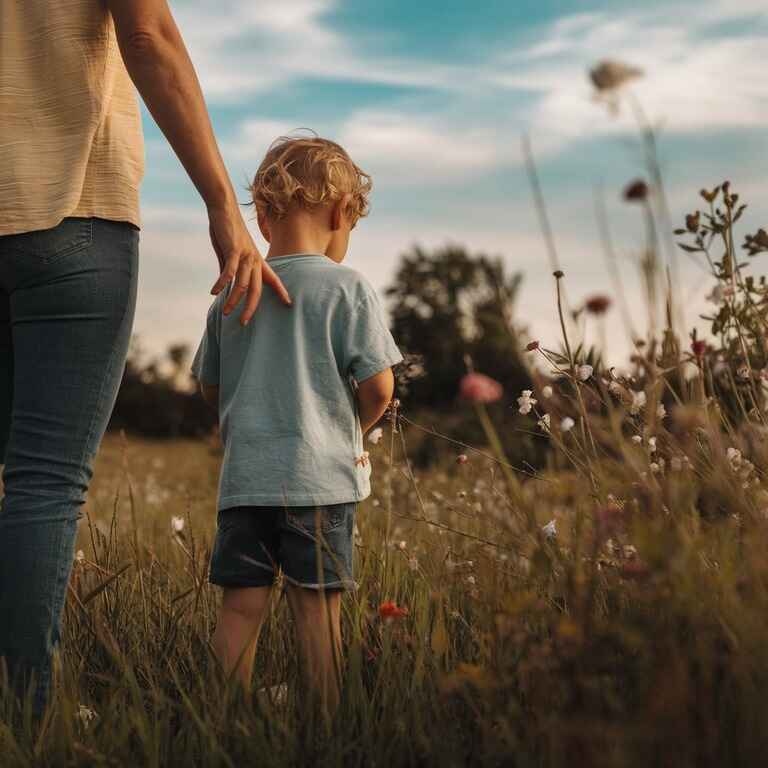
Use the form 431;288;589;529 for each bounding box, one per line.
221;588;268;622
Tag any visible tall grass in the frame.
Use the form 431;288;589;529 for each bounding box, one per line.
3;64;768;767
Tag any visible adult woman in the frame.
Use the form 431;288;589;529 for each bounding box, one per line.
0;0;289;711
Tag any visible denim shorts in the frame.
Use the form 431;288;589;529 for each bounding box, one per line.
210;503;356;591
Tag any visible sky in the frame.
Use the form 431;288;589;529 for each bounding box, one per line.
135;0;768;367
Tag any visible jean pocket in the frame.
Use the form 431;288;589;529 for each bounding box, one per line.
3;218;93;265
286;504;347;537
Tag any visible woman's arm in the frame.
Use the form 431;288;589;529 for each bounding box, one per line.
106;0;291;324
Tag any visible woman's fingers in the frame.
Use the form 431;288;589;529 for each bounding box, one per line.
238;264;263;326
261;261;292;307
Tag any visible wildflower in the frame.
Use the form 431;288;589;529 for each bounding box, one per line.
379;601;408;620
595;502;623;538
691;339;707;358
657;403;667;419
590;60;643;92
623;179;649;202
368;427;384;444
457;490;467;499
171;516;185;533
517;390;537;415
630;390;646;415
542;519;557;539
577;364;593;381
538;413;551;431
372;498;381;507
355;451;370;467
649;462;661;474
554;270;564;279
609;380;623;396
77;705;98;730
560;417;575;432
541;385;553;399
398;540;407;550
459;372;503;404
585;295;612;315
456;454;469;465
526;340;540;352
466;575;476;585
685;212;701;233
647;436;657;453
727;447;742;468
75;550;85;565
737;365;750;381
631;435;642;444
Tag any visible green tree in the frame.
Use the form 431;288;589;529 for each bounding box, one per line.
385;244;530;408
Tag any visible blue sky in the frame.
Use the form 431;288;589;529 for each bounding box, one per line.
136;0;768;365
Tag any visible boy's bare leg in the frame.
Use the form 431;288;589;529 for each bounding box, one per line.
213;586;273;690
285;585;343;719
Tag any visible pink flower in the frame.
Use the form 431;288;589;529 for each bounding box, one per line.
459;373;503;404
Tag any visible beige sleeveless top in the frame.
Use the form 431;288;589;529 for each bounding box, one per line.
0;0;144;236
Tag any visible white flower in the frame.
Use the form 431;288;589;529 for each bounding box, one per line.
398;540;407;550
650;462;661;474
466;575;476;585
77;705;98;729
577;364;593;381
727;447;742;468
171;516;185;533
648;436;657;453
517;390;537;415
631;435;643;445
75;550;85;565
630;390;646;415
542;519;557;539
542;385;553;399
560;417;575;432
657;403;667;419
538;413;551;431
368;427;384;444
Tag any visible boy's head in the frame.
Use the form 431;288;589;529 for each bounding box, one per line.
249;135;372;263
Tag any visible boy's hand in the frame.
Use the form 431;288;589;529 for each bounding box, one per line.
208;205;292;325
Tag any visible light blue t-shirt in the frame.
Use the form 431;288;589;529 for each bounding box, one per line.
191;253;403;510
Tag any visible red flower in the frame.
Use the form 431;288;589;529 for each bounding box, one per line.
379;601;408;620
691;340;707;357
459;373;503;404
585;295;612;315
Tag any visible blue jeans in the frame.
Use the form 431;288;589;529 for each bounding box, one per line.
0;217;138;711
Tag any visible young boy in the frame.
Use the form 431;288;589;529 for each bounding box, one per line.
192;135;402;715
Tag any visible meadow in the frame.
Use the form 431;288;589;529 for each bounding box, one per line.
3;64;768;767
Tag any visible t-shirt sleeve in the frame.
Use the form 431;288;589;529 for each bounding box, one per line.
341;285;403;382
191;301;221;386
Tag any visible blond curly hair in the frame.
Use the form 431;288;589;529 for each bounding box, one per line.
249;134;372;225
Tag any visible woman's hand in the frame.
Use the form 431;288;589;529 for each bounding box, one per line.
208;204;291;325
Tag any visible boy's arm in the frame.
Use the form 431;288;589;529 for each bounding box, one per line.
357;369;394;435
200;384;219;412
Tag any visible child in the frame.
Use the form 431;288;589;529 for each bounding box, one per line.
192;135;402;716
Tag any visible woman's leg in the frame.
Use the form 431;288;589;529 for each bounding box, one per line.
0;217;138;712
213;586;273;689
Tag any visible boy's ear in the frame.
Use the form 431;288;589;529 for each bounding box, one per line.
330;194;354;232
257;211;271;243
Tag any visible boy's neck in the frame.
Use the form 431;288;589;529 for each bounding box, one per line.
266;226;330;260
